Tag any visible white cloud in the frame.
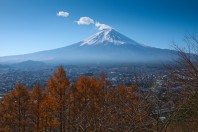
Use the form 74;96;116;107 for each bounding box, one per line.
95;22;112;30
77;17;94;25
57;11;69;17
76;16;112;30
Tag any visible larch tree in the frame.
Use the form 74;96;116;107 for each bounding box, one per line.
40;94;58;131
74;76;106;131
30;84;45;131
0;83;31;132
46;66;70;132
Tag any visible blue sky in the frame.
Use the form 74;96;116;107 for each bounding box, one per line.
0;0;198;56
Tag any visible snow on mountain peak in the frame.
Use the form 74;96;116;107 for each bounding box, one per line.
80;29;141;46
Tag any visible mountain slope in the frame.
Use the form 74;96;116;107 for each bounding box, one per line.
0;29;177;64
80;29;142;46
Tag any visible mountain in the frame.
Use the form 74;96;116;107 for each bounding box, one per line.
0;29;177;64
0;64;9;69
80;29;143;46
9;60;47;70
14;60;46;67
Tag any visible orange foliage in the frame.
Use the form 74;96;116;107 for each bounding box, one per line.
0;66;153;131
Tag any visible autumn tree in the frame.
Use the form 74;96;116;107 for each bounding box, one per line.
72;76;103;131
0;83;31;131
40;94;59;131
105;85;153;131
164;33;198;131
30;84;45;131
0;66;156;131
46;66;70;132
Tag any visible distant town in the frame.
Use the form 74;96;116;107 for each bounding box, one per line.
0;64;169;94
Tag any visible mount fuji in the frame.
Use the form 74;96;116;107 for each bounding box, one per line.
0;29;176;64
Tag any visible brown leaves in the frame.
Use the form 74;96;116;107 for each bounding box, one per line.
0;66;153;131
0;83;31;131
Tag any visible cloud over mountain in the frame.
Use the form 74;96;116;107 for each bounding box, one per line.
76;16;112;30
77;17;94;25
95;22;112;30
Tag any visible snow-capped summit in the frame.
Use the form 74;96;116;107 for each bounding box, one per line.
80;29;142;46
